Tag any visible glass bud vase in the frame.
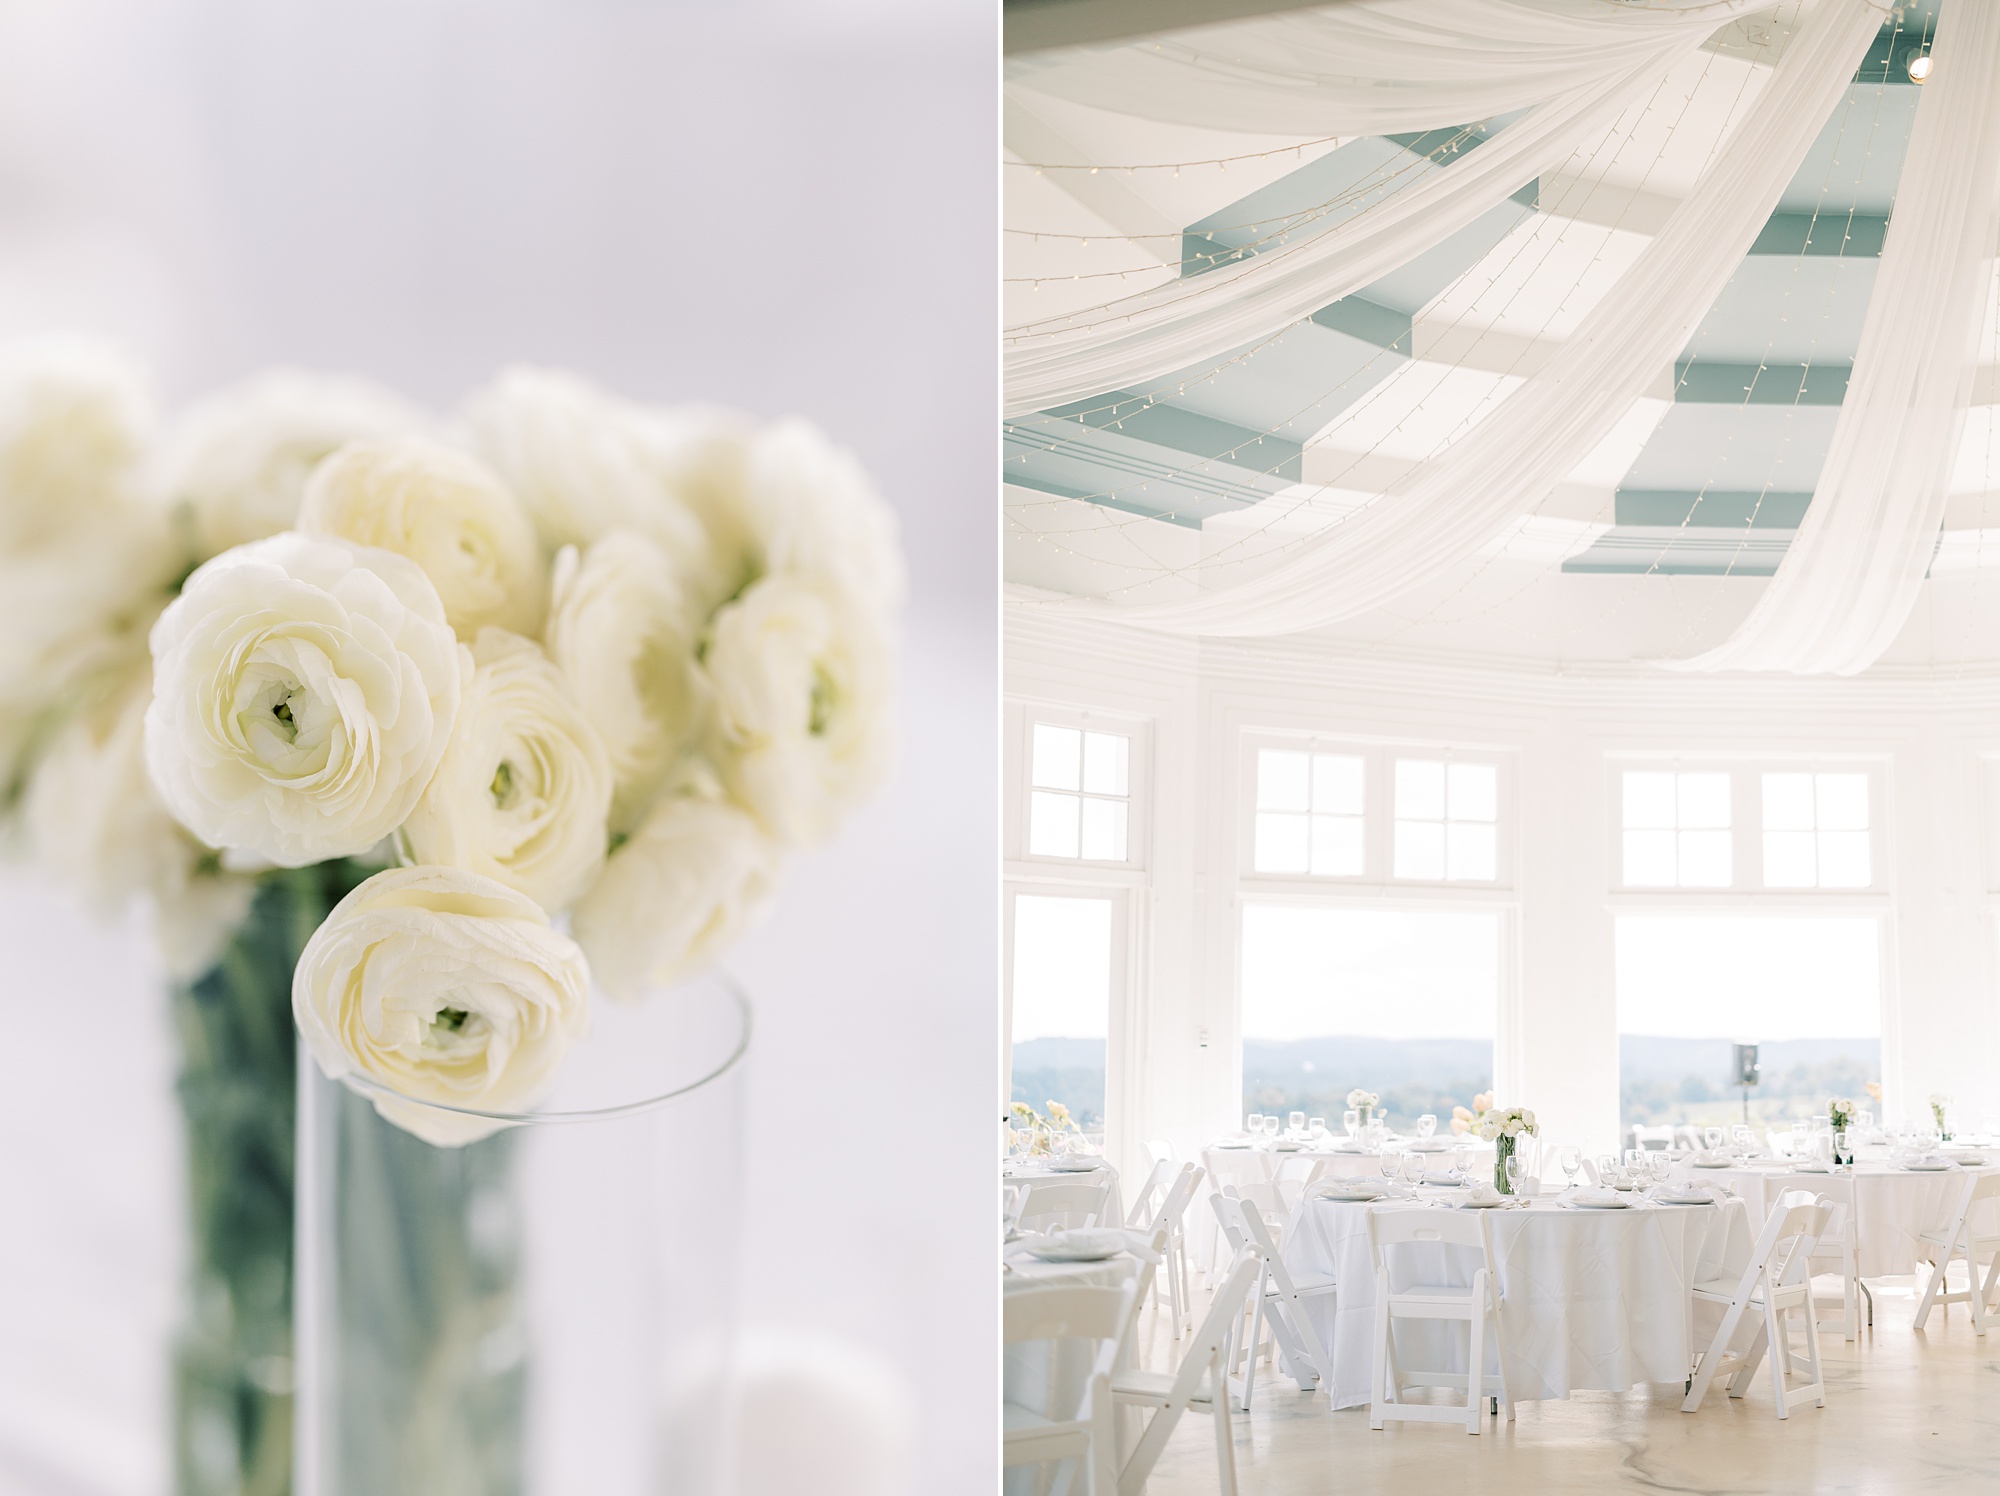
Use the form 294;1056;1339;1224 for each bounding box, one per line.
294;968;749;1496
1493;1134;1515;1195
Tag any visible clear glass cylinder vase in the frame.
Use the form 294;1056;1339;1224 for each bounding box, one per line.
294;970;751;1496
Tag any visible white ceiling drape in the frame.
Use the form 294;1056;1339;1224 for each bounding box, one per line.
1005;0;1768;139
1052;0;1885;639
1668;0;2000;676
1004;53;1691;417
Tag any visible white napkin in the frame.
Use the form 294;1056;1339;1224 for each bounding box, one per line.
1462;1184;1504;1207
1570;1186;1623;1206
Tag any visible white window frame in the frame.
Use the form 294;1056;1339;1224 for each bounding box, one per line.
1607;756;1891;902
1006;699;1151;874
1238;731;1515;894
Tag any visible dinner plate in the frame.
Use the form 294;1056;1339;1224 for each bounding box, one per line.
1569;1198;1632;1209
1902;1161;1954;1172
1691;1161;1735;1169
1049;1157;1104;1172
1317;1189;1387;1203
1653;1195;1714;1206
1457;1197;1509;1210
1025;1229;1128;1262
1212;1141;1253;1150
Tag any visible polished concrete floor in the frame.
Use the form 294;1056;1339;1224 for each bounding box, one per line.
1129;1273;2000;1495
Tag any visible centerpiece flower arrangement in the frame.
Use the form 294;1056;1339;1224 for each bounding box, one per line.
1345;1087;1380;1126
1929;1092;1953;1141
1828;1096;1857;1162
0;341;900;1495
1449;1090;1494;1136
1475;1102;1538;1195
1009;1098;1083;1157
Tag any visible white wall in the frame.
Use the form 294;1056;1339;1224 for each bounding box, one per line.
1006;602;2000;1159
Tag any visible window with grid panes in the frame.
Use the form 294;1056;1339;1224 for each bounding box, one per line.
1027;723;1130;861
1254;748;1365;876
1761;773;1870;888
1392;760;1497;881
1622;771;1731;887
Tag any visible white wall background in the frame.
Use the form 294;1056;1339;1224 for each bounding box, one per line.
1007;604;2000;1179
0;4;996;1493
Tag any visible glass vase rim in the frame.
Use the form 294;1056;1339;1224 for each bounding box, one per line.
324;969;753;1129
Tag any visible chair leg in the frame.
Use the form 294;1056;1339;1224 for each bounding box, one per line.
1490;1295;1516;1422
1967;1237;1992;1337
1727;1314;1770;1401
1465;1280;1487;1436
1369;1276;1392;1431
1914;1252;1947;1328
1765;1301;1789;1419
1684;1295;1749;1413
1802;1297;1826;1409
1212;1361;1238;1496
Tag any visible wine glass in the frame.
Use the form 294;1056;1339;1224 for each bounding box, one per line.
1596;1154;1617;1185
1379;1152;1400;1190
1650;1152;1673;1184
1343;1109;1360;1142
1288;1111;1306;1135
1245;1113;1262;1138
1266;1115;1284;1141
1417;1114;1438;1140
1402;1153;1428;1189
1308;1117;1328;1145
1559;1147;1581;1190
1731;1125;1753;1152
1701;1126;1723;1151
1625;1148;1646;1174
1504;1153;1522;1196
1834;1130;1850;1165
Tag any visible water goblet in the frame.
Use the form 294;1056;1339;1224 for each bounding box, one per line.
1288;1111;1306;1135
1343;1109;1360;1142
1246;1113;1263;1138
1834;1130;1851;1165
1417;1113;1438;1140
1596;1154;1617;1184
1625;1148;1646;1173
1308;1118;1328;1144
1703;1126;1724;1152
1731;1125;1753;1152
1379;1152;1400;1189
1504;1154;1522;1196
1559;1147;1581;1189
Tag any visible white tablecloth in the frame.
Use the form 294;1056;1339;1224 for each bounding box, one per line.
1281;1193;1753;1409
1003;1161;1124;1228
1671;1160;1996;1278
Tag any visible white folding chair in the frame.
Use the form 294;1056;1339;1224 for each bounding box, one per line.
1684;1193;1831;1419
1913;1171;2000;1333
1112;1252;1260;1496
1144;1139;1177;1169
1365;1207;1514;1435
1143;1163;1203;1338
1004;1278;1141;1496
1200;1148;1275;1281
1808;1192;1864;1344
1210;1192;1335;1411
1123;1159;1173;1231
1018;1178;1115;1234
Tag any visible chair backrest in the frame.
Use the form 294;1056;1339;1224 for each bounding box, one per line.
1148;1162;1202;1238
1367;1205;1490;1254
1145;1138;1177;1167
1171;1252;1261;1394
1017;1178;1112;1232
1004;1279;1140;1349
1124;1158;1172;1228
1004;1183;1027;1229
1751;1193;1833;1291
1631;1124;1675;1150
1209;1190;1248;1256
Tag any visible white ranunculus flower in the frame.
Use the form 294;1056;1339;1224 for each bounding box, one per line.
0;338;156;554
704;574;895;846
401;628;613;912
24;665;255;975
292;864;591;1145
736;419;904;620
145;532;466;866
570;795;783;1003
155;369;427;563
544;528;709;832
458;365;710;562
298;437;546;640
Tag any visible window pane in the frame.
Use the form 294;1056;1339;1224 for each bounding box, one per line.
1079;796;1128;861
1394;819;1446;880
1678;773;1731;830
1031;724;1081;791
1623;772;1677;829
1678;828;1732;887
1028;790;1080;857
1395;759;1446;821
1447;763;1498;823
1762;773;1815;832
1241;905;1496;1133
1816;774;1868;832
1255;812;1309;873
1082;731;1129;797
1309;814;1363;876
1258;749;1310;812
1763;830;1817;888
1312;754;1365;816
1446;822;1497;881
1623;828;1677;886
1817;830;1871;888
1011;894;1112;1133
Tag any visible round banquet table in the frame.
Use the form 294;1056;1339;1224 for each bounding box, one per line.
1669;1158;1999;1278
1280;1191;1754;1409
1002;1159;1125;1228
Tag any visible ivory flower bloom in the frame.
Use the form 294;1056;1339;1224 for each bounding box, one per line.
292;865;591;1145
298;437;546;640
544;529;709;831
24;666;255;977
705;575;895;846
0;338;156;553
570;795;783;1003
155;369;426;563
458;365;708;561
144;532;465;866
401;629;613;912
